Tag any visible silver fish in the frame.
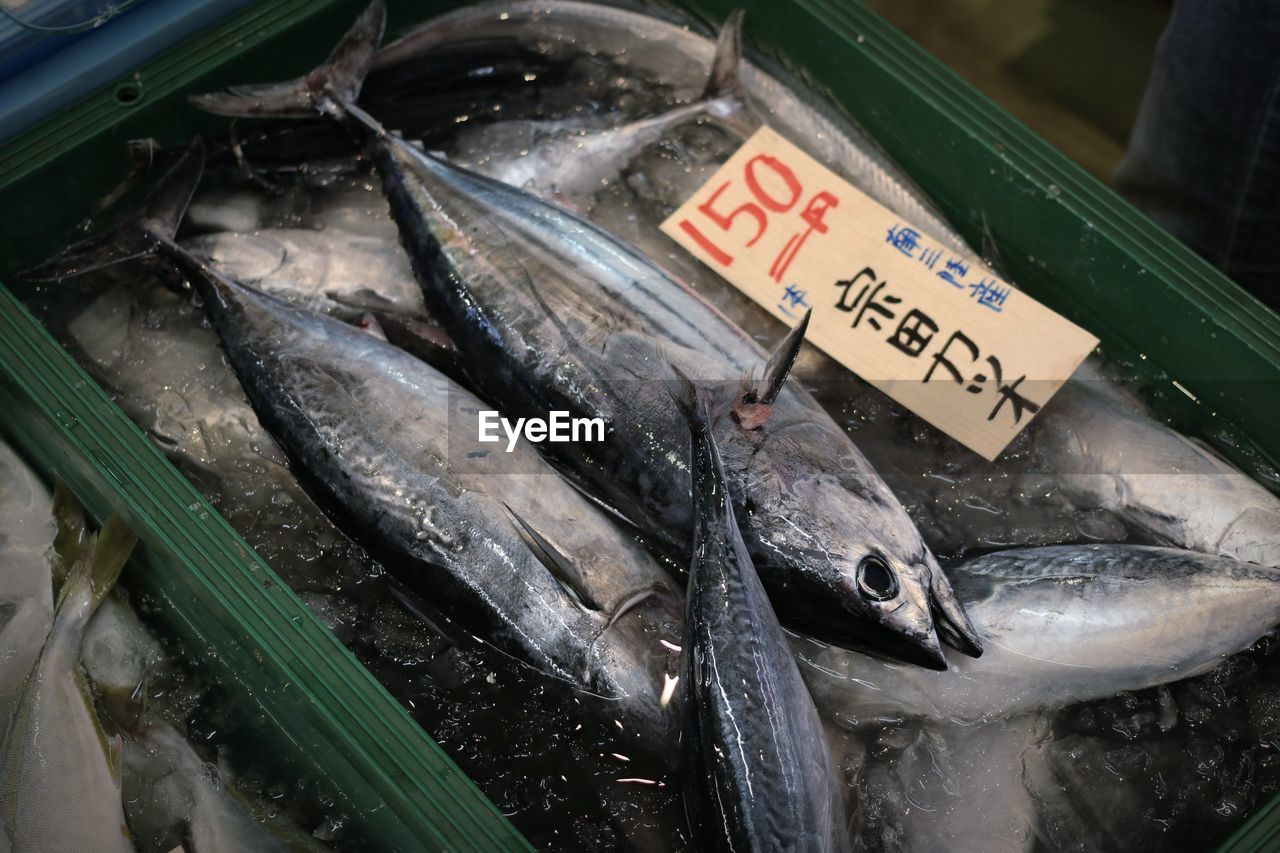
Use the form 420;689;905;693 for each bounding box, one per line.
798;545;1280;728
1043;372;1280;567
674;375;848;853
0;517;137;853
26;141;682;740
191;1;983;669
375;0;965;246
185;226;424;322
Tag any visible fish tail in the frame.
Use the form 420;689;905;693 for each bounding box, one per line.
19;138;205;281
55;516;137;617
189;1;385;121
702;10;746;100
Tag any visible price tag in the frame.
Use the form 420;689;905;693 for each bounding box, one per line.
660;126;1098;461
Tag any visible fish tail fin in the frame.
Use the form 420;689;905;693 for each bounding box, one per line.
55;516;137;617
734;307;810;430
189;0;385;120
702;10;746;100
19;138;205;281
51;480;88;592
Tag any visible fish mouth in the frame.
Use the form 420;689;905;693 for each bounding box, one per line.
924;558;984;659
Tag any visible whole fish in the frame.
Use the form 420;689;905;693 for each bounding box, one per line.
673;374;848;853
0;516;137;853
25;141;682;741
797;545;1280;728
0;441;54;725
192;1;982;670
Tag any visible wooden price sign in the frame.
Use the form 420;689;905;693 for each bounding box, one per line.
660;126;1098;461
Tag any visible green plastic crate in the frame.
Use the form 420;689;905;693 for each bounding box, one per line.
0;0;1276;850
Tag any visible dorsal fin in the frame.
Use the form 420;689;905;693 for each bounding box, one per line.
702;10;746;100
504;504;603;612
734;308;811;430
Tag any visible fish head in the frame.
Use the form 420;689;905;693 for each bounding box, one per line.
725;418;983;669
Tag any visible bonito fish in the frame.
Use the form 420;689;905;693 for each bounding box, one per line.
192;1;982;670
24;141;682;740
798;544;1280;728
673;373;848;852
0;516;137;853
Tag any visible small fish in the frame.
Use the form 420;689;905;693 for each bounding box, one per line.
0;516;138;853
672;371;848;853
191;1;982;670
797;545;1280;728
25;141;682;740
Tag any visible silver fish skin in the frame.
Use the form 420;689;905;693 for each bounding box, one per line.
675;380;848;853
186;0;982;668
797;545;1280;728
182;254;679;732
0;441;54;725
0;518;136;853
1043;375;1280;567
184;226;426;322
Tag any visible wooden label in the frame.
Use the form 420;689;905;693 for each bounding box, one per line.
660;126;1098;461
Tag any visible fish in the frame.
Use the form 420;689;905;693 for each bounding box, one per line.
191;1;983;670
796;544;1280;728
672;372;849;853
184;226;425;322
0;441;55;726
806;361;1280;566
123;722;299;853
0;515;138;853
373;0;965;247
24;140;683;741
1042;371;1280;567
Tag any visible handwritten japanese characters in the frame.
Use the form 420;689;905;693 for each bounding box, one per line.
661;127;1097;460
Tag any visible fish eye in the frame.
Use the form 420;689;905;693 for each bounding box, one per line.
857;554;899;601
